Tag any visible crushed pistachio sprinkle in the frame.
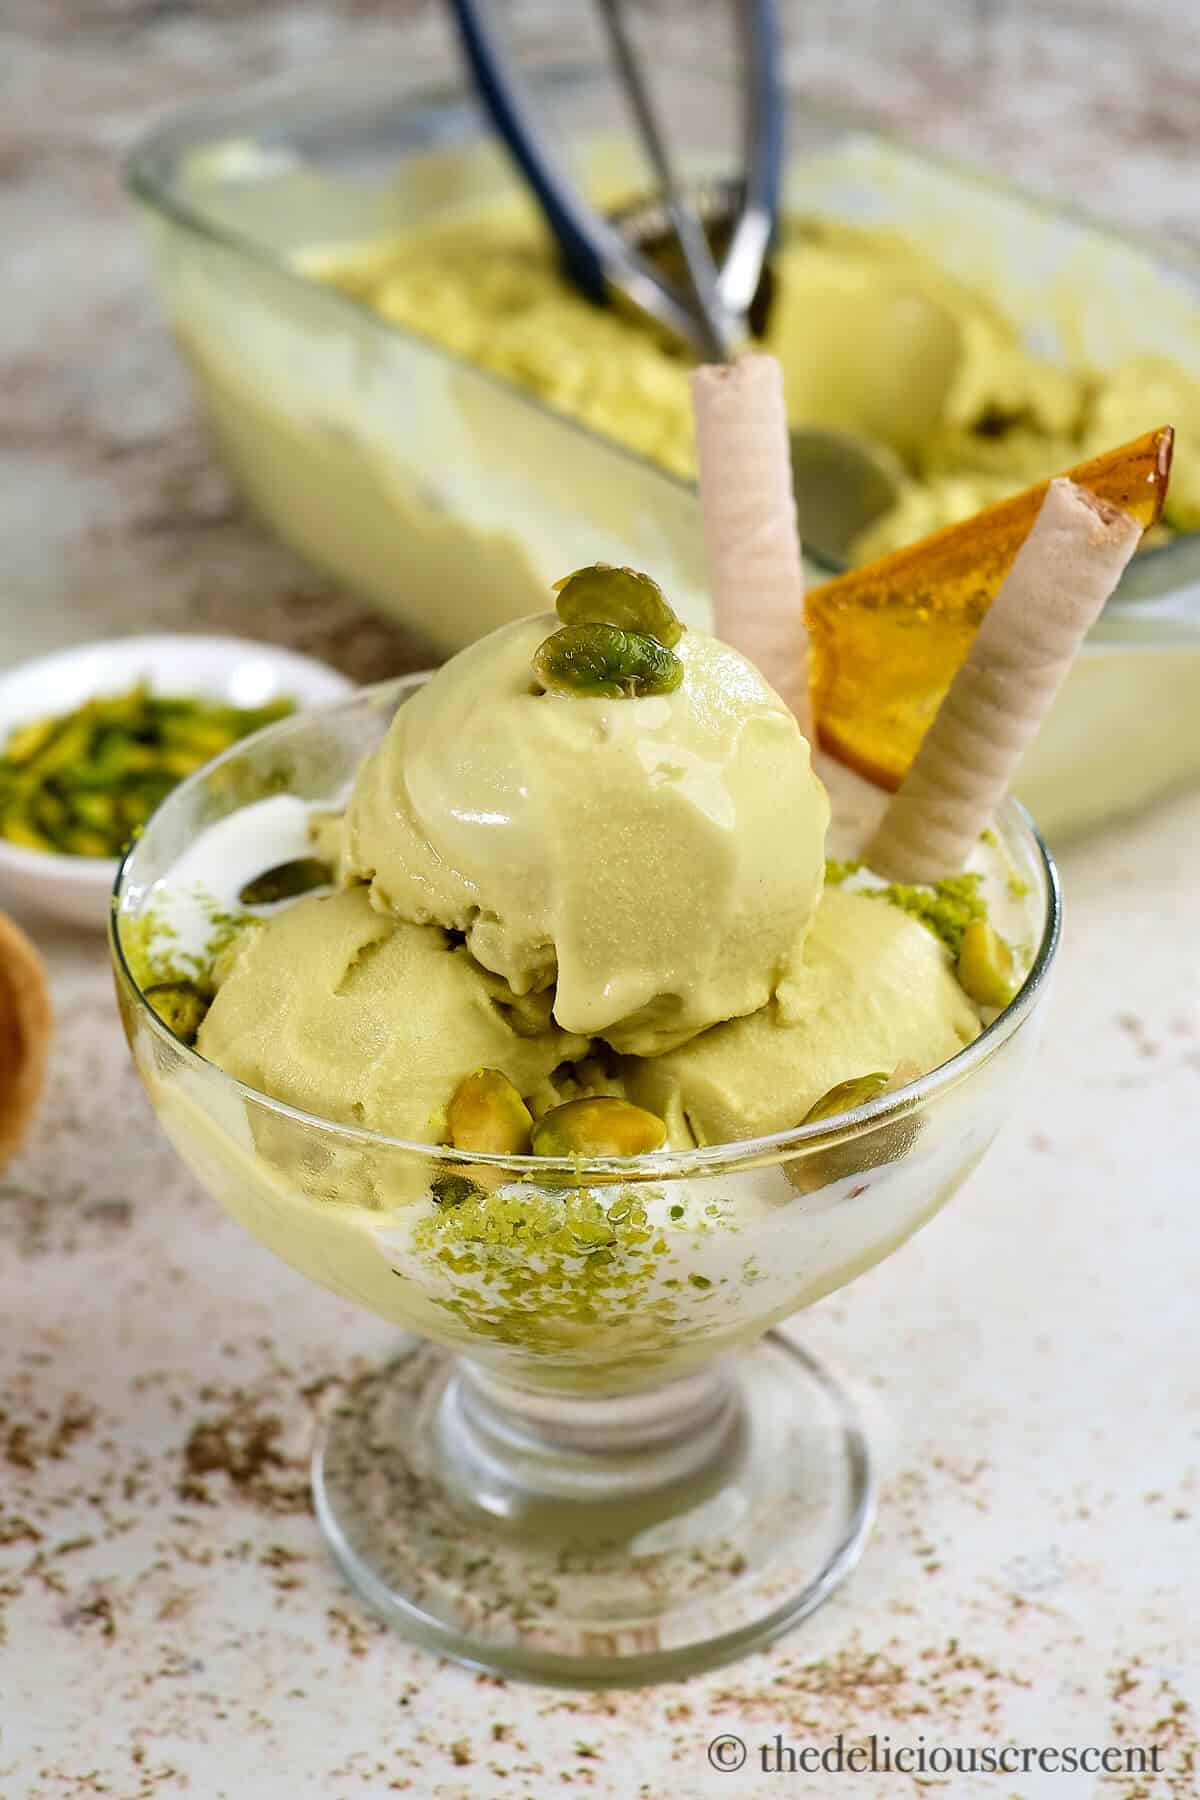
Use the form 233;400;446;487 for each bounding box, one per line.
865;870;987;958
410;1183;730;1355
120;891;253;1002
825;857;994;959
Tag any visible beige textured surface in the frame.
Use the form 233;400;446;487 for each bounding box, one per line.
2;4;1199;1796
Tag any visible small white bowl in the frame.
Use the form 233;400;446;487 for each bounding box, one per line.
0;635;354;931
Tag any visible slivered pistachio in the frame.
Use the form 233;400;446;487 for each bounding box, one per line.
802;1071;891;1125
2;716;60;766
956;920;1017;1008
33;789;69;839
447;1068;533;1155
160;716;246;759
532;623;683;700
73;737;160;787
553;562;684;647
27;719;93;782
238;857;333;907
0;804;52;853
0;686;295;860
144;980;210;1046
69;791;117;832
531;1097;667;1158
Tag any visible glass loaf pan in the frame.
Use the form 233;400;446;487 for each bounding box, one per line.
127;57;1200;841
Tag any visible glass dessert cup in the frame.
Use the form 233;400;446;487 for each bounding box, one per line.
111;680;1060;1686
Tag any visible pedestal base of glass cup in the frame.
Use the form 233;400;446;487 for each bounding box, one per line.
311;1331;874;1686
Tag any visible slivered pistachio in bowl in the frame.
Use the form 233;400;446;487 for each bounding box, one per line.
0;686;295;861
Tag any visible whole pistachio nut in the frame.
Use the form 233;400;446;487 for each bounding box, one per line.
430;1172;484;1209
787;1074;920;1196
144;980;210;1047
552;562;684;648
785;1129;904;1196
532;623;683;700
531;1097;667;1158
801;1071;892;1125
446;1067;533;1155
956;920;1017;1009
238;857;333;907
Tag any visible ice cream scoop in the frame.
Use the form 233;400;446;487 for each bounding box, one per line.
625;886;980;1144
196;885;588;1142
340;613;829;1056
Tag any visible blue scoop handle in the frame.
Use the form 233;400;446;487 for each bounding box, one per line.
445;0;610;302
747;0;785;241
446;0;785;341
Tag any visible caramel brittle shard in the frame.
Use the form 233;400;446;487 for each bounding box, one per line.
805;427;1173;789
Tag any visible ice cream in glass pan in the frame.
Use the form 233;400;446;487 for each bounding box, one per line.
111;340;1169;1680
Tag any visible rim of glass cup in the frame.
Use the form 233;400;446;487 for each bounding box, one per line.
111;674;1061;1183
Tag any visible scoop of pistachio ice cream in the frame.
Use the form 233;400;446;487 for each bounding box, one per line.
195;885;587;1142
340;615;829;1056
625;887;981;1144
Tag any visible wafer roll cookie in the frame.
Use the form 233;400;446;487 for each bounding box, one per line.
690;355;811;732
867;479;1142;883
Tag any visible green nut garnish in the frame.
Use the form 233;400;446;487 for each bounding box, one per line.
956;920;1017;1009
431;1172;484;1209
532;623;683;700
446;1068;533;1155
552;563;684;648
802;1071;891;1125
866;871;984;958
238;857;333;907
531;1097;667;1158
0;685;295;861
144;980;210;1047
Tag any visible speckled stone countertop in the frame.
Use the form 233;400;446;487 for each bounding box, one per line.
2;4;1199;1796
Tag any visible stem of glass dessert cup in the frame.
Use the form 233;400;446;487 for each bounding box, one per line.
309;1332;876;1684
433;1353;747;1535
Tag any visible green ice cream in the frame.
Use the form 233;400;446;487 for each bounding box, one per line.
315;213;1200;556
626;887;980;1145
195;884;587;1143
189;599;1004;1163
340;615;829;1057
133;557;1040;1391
